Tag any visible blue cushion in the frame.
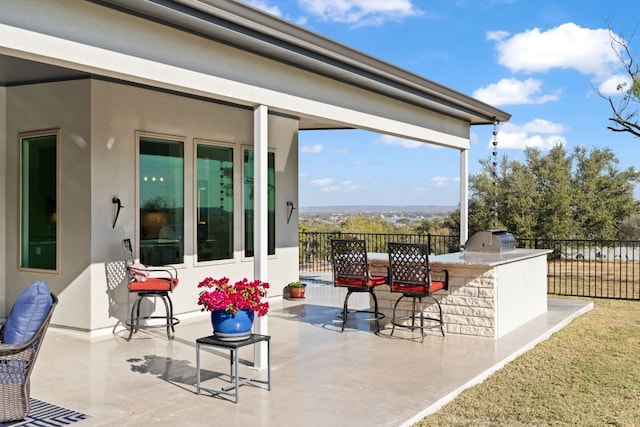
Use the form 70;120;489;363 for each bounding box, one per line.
2;281;52;344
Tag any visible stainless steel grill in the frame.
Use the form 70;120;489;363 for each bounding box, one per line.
464;229;515;253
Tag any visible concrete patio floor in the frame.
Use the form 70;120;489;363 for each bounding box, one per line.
30;273;592;427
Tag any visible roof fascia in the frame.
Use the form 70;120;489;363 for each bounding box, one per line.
90;0;510;125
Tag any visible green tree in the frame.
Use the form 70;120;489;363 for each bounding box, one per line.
527;146;576;239
469;145;640;239
572;146;640;238
299;218;336;233
340;215;396;234
500;159;539;237
441;209;460;236
619;214;640;239
468;156;501;234
413;218;439;234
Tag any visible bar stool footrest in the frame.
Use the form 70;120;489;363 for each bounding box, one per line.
391;315;441;330
338;309;386;321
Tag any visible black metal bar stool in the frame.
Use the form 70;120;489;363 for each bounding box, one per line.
330;239;387;333
388;242;448;342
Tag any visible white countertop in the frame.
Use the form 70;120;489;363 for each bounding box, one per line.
369;248;551;267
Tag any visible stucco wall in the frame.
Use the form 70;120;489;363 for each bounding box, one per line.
4;78;300;333
89;79;299;332
6;79;93;328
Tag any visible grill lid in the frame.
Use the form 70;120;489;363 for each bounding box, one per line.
464;229;515;253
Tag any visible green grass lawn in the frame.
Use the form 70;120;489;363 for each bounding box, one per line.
417;298;640;426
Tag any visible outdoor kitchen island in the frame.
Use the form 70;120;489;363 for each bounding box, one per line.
370;248;552;338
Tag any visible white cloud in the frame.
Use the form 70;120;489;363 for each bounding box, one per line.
244;0;284;17
520;118;566;134
470;130;479;145
473;77;560;106
492;23;619;79
492;120;566;151
330;147;350;155
302;144;323;153
310;177;365;192
486;30;509;42
598;73;632;96
243;1;307;25
337;180;365;192
378;134;423;148
480;24;629;104
498;132;566;151
310;178;334;186
297;0;421;26
431;176;449;187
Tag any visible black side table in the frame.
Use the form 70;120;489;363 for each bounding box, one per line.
195;333;271;403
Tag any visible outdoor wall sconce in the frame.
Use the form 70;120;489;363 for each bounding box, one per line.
286;201;296;224
112;196;124;228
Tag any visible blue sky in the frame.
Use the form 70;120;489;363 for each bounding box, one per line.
241;0;640;207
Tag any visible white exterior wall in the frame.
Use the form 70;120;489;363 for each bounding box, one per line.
494;254;547;337
6;80;93;329
5;78;300;332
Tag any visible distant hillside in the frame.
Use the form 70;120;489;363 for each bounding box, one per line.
300;205;457;214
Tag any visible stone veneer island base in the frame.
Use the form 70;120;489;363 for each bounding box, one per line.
370;249;552;338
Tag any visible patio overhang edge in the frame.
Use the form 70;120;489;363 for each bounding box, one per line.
89;0;511;126
0;23;471;150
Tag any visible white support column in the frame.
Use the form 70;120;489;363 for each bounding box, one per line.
253;104;269;369
460;148;469;247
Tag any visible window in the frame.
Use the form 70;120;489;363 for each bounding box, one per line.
196;143;233;261
20;131;58;271
244;149;275;257
139;134;184;265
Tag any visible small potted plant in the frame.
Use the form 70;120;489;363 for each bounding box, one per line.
287;281;307;299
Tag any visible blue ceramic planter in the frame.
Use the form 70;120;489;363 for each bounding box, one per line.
211;309;254;341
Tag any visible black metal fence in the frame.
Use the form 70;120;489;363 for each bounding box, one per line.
299;232;459;273
299;232;640;300
518;237;640;300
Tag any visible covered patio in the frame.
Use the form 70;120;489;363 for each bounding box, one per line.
1;0;510;339
28;274;592;427
1;3;574;424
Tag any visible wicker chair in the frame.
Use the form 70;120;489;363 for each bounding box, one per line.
388;242;448;342
0;293;58;423
330;239;387;333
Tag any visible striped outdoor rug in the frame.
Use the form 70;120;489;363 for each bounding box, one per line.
0;398;89;426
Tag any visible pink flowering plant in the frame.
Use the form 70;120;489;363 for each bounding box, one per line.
197;277;269;316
